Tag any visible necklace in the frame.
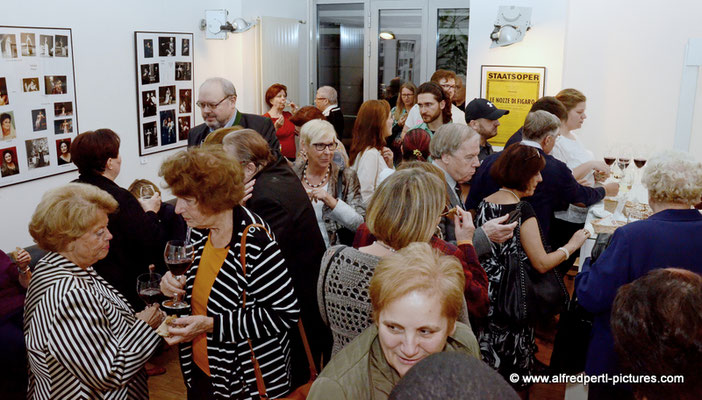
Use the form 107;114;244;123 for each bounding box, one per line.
375;241;396;252
303;163;329;188
499;188;521;202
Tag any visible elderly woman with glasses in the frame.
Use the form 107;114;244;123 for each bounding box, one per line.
24;183;164;399
292;119;365;247
476;143;589;394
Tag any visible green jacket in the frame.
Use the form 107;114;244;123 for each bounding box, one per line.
307;322;480;400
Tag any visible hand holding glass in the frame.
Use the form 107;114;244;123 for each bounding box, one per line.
140;185;155;200
163;240;194;309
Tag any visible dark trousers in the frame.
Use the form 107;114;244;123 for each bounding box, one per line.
0;309;27;400
187;364;214;400
549;217;584;276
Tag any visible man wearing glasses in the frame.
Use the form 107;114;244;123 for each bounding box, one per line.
187;77;281;159
314;86;344;140
402;69;467;137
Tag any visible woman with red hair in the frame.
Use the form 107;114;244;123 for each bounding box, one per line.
263;83;298;160
349;100;394;203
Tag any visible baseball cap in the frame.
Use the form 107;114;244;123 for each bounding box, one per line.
465;98;509;123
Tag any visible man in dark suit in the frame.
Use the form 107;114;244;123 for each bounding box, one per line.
187;77;281;158
430;124;516;254
315;86;344;139
465;110;618;242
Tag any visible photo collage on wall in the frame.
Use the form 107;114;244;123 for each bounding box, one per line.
135;31;193;155
0;26;77;187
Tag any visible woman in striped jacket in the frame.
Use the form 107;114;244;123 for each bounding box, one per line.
159;147;299;400
24;183;165;399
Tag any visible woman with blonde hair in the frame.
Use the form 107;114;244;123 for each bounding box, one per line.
349;100;395;203
308;242;481;400
317;168;480;354
24;183;164;399
292;119;365;247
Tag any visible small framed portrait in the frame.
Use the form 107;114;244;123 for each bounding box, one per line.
54;101;73;117
54;118;72;134
181;38;190;56
31;108;47;131
0;34;18;58
25;137;50;170
158;36;175;57
39;34;54;57
0;77;8;105
44;75;67;95
143;121;157;149
179;89;192;113
1;146;20;177
20;32;35;57
178;116;191;141
140;63;159;85
143;39;153;58
22;77;40;92
1;111;16;141
54;35;69;57
56;138;72;165
175;62;191;81
159;85;176;105
142;90;157;117
160;110;176;145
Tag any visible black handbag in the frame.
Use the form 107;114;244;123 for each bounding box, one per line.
549;292;592;374
495;202;568;324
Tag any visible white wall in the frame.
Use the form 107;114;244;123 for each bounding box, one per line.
563;0;702;158
0;0;244;248
467;0;568;106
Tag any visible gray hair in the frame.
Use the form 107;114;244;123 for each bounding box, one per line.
318;86;338;104
522;110;560;141
430;124;478;159
201;77;237;97
643;150;702;205
300;119;336;147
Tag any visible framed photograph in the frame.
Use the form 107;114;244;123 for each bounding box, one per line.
0;26;78;188
480;65;546;147
135;31;193;155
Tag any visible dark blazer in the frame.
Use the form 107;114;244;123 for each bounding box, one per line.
325;106;344;140
187;111;282;158
465;147;605;241
246;157;332;376
504;127;523;148
73;174;167;310
575;209;702;376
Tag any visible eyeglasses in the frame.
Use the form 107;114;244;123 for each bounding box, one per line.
196;96;231;110
312;142;338;151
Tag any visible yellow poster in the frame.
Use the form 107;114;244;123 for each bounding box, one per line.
481;66;545;147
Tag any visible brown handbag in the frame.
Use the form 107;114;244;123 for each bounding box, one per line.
240;224;319;400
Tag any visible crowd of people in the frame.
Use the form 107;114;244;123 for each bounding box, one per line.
2;72;701;400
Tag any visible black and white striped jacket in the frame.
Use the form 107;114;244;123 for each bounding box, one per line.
180;206;300;399
23;252;162;399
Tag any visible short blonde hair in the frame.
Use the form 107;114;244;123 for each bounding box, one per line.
203;125;244;145
29;183;118;252
370;242;465;324
299;119;336;148
430;124;477;159
366;169;444;249
643;150;702;205
159;146;244;215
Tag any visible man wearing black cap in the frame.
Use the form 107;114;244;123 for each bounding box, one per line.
465;98;509;161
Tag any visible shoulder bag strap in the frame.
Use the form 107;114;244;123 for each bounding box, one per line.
336;167;344;200
240;223;271;400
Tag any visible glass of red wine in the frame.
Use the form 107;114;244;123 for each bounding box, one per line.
163;240;194;310
137;272;162;305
